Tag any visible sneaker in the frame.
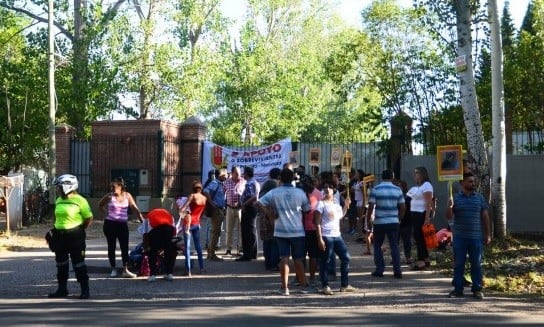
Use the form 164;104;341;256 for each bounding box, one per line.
147;275;157;283
451;278;473;287
48;289;69;298
110;269;118;278
122;270;137;278
277;287;290;296
322;286;333;295
79;290;90;299
289;278;302;287
473;291;484;299
164;274;174;281
299;284;310;294
308;276;316;286
207;255;224;261
225;249;232;255
448;290;464;298
340;285;356;292
371;271;384;277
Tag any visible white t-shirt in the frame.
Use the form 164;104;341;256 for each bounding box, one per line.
354;181;364;207
315;200;343;237
407;181;433;213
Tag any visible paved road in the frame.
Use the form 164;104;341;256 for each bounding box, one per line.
0;222;542;326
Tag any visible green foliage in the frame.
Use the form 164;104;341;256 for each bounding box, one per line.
362;0;458;151
0;11;49;173
475;0;544;154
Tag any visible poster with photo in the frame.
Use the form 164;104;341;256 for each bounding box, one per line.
289;151;300;168
309;148;320;166
341;151;352;173
330;147;341;167
436;145;463;181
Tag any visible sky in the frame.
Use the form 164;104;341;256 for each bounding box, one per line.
221;0;531;30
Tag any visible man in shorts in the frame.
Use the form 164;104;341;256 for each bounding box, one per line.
257;168;311;295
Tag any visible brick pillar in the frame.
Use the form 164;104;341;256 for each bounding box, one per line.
55;124;75;176
180;117;207;194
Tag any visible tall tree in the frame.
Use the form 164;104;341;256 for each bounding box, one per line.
454;0;490;199
0;11;51;173
0;0;132;136
212;0;337;145
488;0;507;237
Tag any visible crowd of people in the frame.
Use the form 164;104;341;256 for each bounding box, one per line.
46;162;491;300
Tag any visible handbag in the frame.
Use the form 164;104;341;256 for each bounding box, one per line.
204;182;221;217
45;228;56;252
422;223;439;250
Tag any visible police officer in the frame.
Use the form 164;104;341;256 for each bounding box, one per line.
48;174;94;299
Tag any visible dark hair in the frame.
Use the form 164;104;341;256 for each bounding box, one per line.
111;177;126;192
280;168;295;184
269;167;281;179
301;175;314;193
357;169;365;181
414;166;431;185
463;172;474;180
381;169;394;180
243;166;254;178
320;171;333;185
192;181;203;193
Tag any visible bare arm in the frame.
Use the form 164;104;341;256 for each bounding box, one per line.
97;194;111;217
398;203;406;221
255;202;275;220
423;191;433;223
81;216;93;229
126;192;144;222
314;211;325;251
446;198;454;220
366;203;375;224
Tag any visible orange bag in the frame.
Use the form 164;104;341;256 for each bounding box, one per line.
422;223;439;250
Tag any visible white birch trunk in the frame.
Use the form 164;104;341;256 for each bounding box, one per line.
454;0;490;197
488;0;507;237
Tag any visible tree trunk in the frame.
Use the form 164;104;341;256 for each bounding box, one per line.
454;1;491;197
138;0;157;120
72;0;89;133
488;0;507;237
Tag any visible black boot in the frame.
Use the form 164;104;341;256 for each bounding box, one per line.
79;281;90;299
48;288;68;298
75;264;90;299
48;264;69;298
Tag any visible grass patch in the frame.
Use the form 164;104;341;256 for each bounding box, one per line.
431;233;544;295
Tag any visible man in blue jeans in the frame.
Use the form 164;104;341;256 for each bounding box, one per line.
446;172;491;299
366;169;406;278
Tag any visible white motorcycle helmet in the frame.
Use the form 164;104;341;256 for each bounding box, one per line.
54;174;79;195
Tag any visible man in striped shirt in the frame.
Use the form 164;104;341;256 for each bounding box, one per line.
223;166;246;255
366;169;406;278
446;172;491;299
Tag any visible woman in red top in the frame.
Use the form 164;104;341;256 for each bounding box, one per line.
178;181;207;276
146;208;177;282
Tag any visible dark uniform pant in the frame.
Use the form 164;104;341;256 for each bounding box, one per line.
53;227;89;293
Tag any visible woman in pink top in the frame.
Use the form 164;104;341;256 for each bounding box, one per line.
98;177;144;278
302;175;322;285
178;181;207;276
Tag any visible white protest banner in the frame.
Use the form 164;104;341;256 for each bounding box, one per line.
202;138;292;183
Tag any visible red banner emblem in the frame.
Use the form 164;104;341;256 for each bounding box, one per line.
211;145;223;168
